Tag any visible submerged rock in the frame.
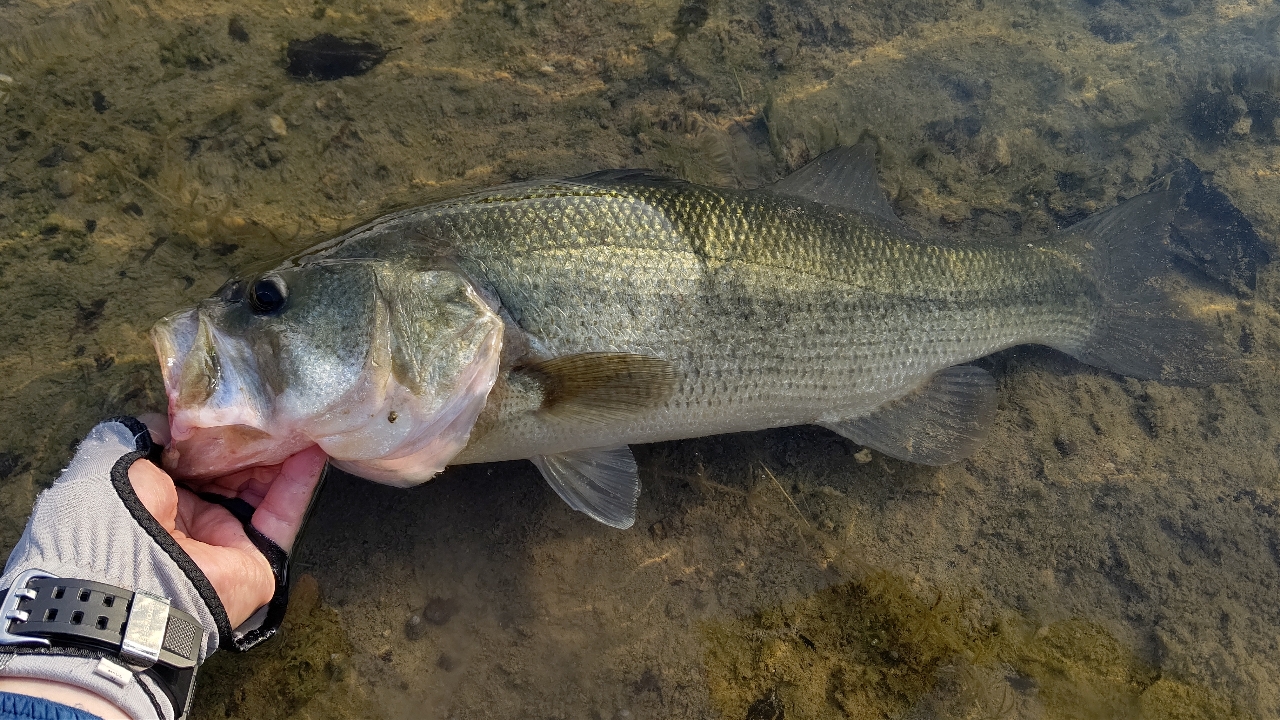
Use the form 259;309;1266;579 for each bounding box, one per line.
286;34;389;81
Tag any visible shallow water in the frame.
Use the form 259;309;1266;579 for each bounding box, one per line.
1;0;1279;717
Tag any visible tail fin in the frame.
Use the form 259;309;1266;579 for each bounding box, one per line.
1062;176;1235;386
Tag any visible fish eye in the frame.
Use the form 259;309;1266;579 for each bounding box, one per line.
248;275;287;315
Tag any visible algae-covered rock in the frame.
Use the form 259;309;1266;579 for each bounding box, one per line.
703;569;1004;720
1009;619;1156;720
1139;679;1248;720
705;569;1254;720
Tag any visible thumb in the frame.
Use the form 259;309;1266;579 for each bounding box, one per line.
128;458;180;532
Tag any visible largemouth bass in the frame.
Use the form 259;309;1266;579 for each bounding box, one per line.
152;142;1226;528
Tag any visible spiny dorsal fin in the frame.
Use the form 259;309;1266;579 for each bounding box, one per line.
520;352;676;424
568;168;687;186
820;365;998;466
768;140;906;229
532;446;640;528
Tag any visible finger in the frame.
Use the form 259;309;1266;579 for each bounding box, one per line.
233;475;273;509
250;445;328;553
171;530;273;628
128;459;179;534
136;413;171;447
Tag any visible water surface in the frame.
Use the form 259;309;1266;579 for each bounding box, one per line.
1;0;1278;717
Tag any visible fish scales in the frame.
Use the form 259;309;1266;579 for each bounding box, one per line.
309;179;1097;463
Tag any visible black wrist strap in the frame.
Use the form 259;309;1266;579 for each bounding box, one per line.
0;570;204;717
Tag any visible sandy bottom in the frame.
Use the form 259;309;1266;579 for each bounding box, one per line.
1;0;1279;717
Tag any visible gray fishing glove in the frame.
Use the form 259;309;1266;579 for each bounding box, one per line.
0;417;325;719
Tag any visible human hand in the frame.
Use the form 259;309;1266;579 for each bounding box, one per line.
132;414;328;628
0;416;329;719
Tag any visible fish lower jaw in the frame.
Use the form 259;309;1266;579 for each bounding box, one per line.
164;424;314;480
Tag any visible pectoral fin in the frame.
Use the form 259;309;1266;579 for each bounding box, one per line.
520;352;676;424
820;365;998;466
531;446;640;529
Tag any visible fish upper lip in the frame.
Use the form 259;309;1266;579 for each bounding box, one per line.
152;309;272;441
152;310;202;441
151;309;198;395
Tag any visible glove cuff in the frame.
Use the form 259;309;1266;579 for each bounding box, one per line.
0;652;173;719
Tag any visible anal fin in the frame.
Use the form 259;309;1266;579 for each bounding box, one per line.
820;365;998;466
531;446;640;529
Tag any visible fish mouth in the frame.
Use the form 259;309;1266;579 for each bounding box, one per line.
151;309;300;479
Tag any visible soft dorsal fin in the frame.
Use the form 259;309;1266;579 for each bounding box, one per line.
531;446;640;528
769;140;905;228
520;352;676;424
819;365;998;466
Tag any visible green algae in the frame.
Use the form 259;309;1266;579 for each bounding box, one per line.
703;569;1252;720
1010;619;1253;720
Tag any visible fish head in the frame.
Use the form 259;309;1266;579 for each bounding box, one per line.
151;260;504;485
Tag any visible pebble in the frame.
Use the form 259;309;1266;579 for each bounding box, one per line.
42;212;82;232
37;145;64;167
286;34;389;80
268;114;287;137
649;520;666;541
405;613;425;641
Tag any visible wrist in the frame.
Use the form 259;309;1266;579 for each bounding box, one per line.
0;677;128;719
0;651;172;719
